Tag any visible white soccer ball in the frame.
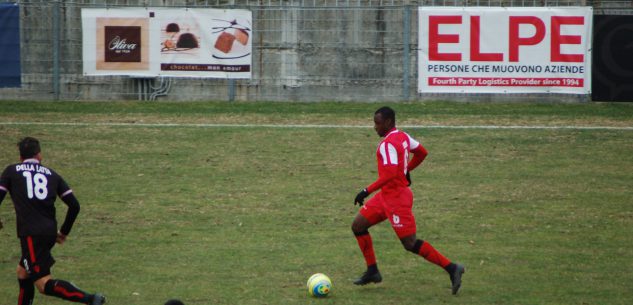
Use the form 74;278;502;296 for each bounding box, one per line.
307;273;332;297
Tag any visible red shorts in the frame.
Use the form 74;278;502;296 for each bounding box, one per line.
359;188;417;238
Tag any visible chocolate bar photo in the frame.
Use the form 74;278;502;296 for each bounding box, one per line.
214;32;236;53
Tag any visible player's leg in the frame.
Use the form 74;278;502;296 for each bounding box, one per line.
400;234;457;269
400;234;452;268
399;234;465;294
388;189;465;294
23;236;106;304
17;265;34;305
351;193;386;285
34;276;105;304
389;189;453;268
352;213;378;272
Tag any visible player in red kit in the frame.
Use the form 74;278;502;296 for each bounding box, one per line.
352;107;465;295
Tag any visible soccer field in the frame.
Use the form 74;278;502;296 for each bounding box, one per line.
0;101;632;305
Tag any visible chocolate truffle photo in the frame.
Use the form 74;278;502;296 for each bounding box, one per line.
161;20;201;53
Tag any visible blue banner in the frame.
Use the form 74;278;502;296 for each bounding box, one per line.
0;2;20;88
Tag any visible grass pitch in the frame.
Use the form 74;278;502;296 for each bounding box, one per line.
0;101;632;305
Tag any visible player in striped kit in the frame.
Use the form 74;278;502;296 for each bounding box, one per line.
352;107;465;295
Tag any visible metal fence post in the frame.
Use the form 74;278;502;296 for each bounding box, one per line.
402;5;411;101
228;79;236;102
52;0;61;101
228;1;237;102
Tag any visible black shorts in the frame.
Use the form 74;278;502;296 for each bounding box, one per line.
19;236;56;281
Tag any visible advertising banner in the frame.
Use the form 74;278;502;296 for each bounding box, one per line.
418;7;592;94
0;2;21;88
82;8;252;78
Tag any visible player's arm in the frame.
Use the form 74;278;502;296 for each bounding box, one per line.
58;191;80;239
0;188;6;207
354;165;399;206
0;171;9;229
366;165;399;194
0;168;9;208
0;189;5;230
366;141;402;194
354;141;402;206
403;141;428;186
407;144;428;172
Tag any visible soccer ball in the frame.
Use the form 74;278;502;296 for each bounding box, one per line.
307;273;332;297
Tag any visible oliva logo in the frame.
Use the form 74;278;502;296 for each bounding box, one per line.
108;36;137;52
393;214;400;224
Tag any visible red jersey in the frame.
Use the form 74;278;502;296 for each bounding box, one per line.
366;128;427;196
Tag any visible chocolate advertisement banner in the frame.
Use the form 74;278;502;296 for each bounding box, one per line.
0;2;21;87
418;7;592;94
156;8;251;78
82;8;251;78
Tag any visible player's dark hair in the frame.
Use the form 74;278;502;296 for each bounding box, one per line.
164;300;185;305
375;106;396;125
18;137;41;159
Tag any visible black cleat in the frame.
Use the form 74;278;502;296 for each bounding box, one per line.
91;293;106;305
353;271;382;285
449;264;465;295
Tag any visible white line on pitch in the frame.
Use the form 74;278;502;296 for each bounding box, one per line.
1;121;632;130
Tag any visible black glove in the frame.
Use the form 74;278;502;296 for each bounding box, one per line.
406;171;412;186
354;189;369;206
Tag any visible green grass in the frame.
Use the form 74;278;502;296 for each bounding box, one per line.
0;101;632;305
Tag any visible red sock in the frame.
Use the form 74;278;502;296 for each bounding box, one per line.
418;241;451;268
354;231;376;267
